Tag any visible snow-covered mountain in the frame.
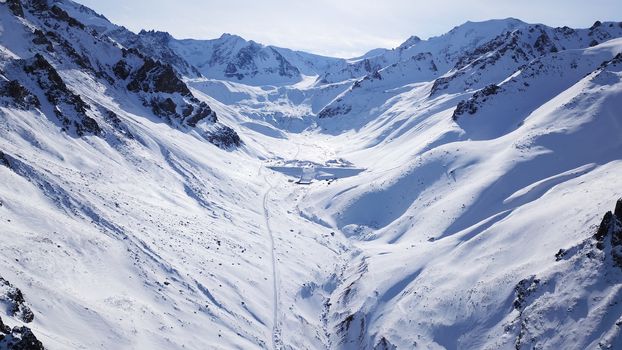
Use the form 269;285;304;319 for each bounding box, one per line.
1;1;622;349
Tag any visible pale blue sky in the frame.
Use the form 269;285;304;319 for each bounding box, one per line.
76;0;622;58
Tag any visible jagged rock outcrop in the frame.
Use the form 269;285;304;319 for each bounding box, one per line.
318;104;352;119
0;316;44;350
374;337;397;350
123;57;218;126
0;80;40;110
0;151;10;168
206;125;242;149
0;277;34;323
21;54;100;136
109;29;202;78
6;0;24;17
594;198;622;266
30;30;53;52
1;0;240;148
127;58;191;96
452;84;500;120
428;21;622;98
512;275;540;312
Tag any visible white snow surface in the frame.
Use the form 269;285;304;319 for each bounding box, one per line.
1;2;622;349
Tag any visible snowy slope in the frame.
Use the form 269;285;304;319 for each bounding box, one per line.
301;50;622;349
1;1;622;349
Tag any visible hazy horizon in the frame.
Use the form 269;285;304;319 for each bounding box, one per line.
71;0;622;58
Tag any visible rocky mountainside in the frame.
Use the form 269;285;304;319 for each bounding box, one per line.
1;0;240;148
317;19;622;131
1;1;622;349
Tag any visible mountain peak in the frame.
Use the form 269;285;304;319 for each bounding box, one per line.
218;32;246;42
397;35;422;50
138;29;173;42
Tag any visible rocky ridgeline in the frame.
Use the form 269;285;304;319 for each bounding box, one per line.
20;54;101;136
1;0;241;148
121;55;217;126
115;29;202;78
223;45;300;81
318;54;437;119
430;21;622;97
319;58;382;85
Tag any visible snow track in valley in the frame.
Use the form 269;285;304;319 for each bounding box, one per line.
260;165;282;349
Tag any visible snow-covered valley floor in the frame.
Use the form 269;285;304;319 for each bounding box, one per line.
1;2;622;349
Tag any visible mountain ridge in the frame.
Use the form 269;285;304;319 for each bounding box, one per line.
1;1;622;349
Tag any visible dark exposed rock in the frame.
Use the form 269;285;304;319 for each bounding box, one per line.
590;21;602;30
127;58;191;96
219;44;299;80
185;102;216;127
181;104;194;118
440;21;612;96
615;198;622;222
101;108;134;139
593;198;622;267
454;30;524;71
41;30;93;71
318;103;352;119
363;59;372;73
124;58;225;132
0;317;44;350
6;0;25;17
23;54;65;103
339;314;355;334
0;80;40;110
116;29;201;78
50;5;85;29
480;84;500;96
0;315;10;334
513;276;540;311
429;75;455;96
272;48;298;78
555;248;567;261
374;337;397;350
10;326;44;350
0;277;34;323
206;126;241;149
76;115;101;137
112;60;131;80
452;100;477;120
224;63;240;79
0;151;10;168
149;97;177;120
22;54;100;136
589;39;599;47
28;0;49;13
534;33;558;54
595;211;615;247
555;26;576;36
452;84;500;120
31;30;53;52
